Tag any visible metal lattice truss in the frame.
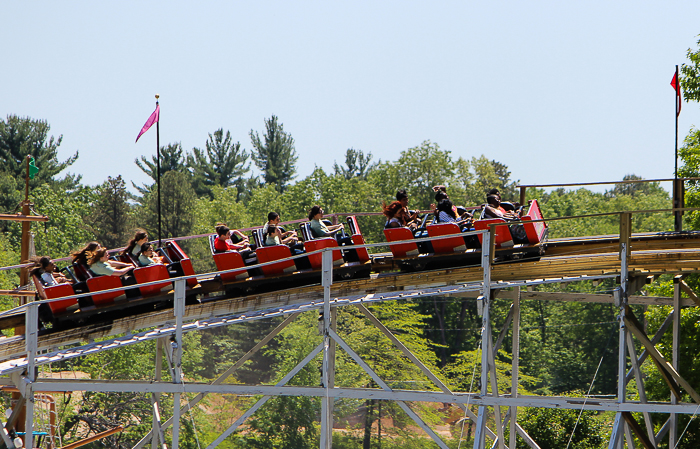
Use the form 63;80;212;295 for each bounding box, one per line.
1;232;699;449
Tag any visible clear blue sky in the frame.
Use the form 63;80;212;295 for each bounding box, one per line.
2;1;700;194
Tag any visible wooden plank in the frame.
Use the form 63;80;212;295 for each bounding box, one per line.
625;332;655;444
1;243;700;361
621;412;656;449
680;280;700;307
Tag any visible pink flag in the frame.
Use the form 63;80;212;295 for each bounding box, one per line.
135;104;160;143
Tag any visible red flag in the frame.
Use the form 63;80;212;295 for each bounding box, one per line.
135;104;160;143
670;72;682;117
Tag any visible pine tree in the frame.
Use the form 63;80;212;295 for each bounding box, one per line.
333;148;378;180
250;115;298;192
89;176;132;249
0;115;80;190
187;129;250;199
133;142;188;194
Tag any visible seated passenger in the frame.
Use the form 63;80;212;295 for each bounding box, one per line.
265;224;282;246
382;201;417;230
396;189;420;228
72;242;132;269
214;223;251;252
88;248;134;276
122;229;149;259
308;205;346;238
263;212;299;246
137;242;165;267
483;195;520;220
430;186;470;223
71;242;101;266
30;256;73;286
487;188;523;212
437;199;473;230
266;224;305;256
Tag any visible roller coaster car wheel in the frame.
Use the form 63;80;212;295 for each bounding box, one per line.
338;270;354;280
411;261;427;271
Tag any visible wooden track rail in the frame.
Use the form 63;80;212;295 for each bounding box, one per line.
0;232;699;363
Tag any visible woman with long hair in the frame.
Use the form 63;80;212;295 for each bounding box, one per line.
383;200;418;230
88;247;134;277
122;230;149;257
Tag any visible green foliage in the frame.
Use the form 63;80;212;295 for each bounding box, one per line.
250;115;298;192
443;348;539;395
138;170;196;239
237;312;321;448
518;286;621;395
369;140;457;210
680;36;700;103
0;235;19;311
643;304;700;448
539;182;672;238
679;128;700;230
516;399;608;449
188;129;251;199
87;175;133;249
333;148;379;180
60;332;203;448
134;142;188;194
0;115;80;192
31;184;96;258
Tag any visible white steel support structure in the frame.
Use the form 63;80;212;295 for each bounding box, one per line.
509;288;521;449
23;303;38;449
474;230;492;449
320;249;334;449
170;278;186;448
4;227;700;449
670;275;681;448
608;242;629;449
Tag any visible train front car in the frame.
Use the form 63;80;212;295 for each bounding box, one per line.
385;199;548;271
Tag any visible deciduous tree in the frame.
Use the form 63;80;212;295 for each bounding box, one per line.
680;37;700;103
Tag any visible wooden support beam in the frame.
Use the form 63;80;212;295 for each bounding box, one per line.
0;214;48;223
619;213;632;261
624;307;700;404
625;332;655;444
625;311;674;383
621;412;656;449
679;280;700;307
493;305;514;352
58;426;124;449
356;304;501;441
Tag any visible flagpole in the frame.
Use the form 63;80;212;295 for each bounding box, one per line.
156;94;162;248
674;65;682;232
675;65;679;180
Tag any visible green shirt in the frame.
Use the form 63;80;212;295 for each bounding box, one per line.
310;219;330;238
90;261;117;276
139;254;155;267
265;234;281;246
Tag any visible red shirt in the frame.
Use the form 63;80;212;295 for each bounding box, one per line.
214;237;235;252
